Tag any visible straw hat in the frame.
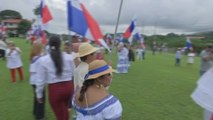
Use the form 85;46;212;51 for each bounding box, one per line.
85;60;112;80
78;43;99;57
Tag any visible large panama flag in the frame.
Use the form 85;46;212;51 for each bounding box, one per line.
67;0;110;51
123;19;136;39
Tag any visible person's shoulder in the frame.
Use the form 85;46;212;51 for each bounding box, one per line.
39;54;50;62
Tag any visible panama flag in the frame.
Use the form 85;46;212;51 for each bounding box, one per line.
186;37;192;50
38;0;53;44
40;0;53;24
123;19;136;39
67;0;110;51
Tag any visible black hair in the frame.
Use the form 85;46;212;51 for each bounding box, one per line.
80;56;87;62
64;41;71;46
207;45;212;49
49;36;63;76
78;79;95;102
79;52;94;62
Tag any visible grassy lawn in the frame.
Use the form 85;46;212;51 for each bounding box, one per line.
0;38;202;120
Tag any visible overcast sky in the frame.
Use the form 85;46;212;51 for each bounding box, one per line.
1;0;213;35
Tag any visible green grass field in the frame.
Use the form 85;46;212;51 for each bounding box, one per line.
0;38;202;120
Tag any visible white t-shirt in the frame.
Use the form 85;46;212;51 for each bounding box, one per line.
6;47;23;69
29;55;42;85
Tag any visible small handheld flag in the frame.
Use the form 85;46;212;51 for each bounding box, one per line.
186;37;192;50
123;19;136;39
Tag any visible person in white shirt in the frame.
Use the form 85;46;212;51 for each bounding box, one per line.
175;48;182;66
36;36;75;120
136;45;144;61
74;43;99;91
6;41;24;83
29;42;45;120
187;49;195;64
0;39;7;60
191;66;213;120
73;60;122;120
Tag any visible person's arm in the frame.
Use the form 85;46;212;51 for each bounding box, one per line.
6;47;16;57
201;51;212;61
14;47;21;54
35;59;46;103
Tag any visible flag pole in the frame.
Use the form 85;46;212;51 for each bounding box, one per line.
110;0;124;65
113;0;124;41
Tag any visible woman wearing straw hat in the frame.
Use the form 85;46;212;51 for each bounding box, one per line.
73;43;99;91
36;36;75;120
72;60;122;120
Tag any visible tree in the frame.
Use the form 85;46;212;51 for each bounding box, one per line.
0;10;22;20
17;20;31;35
33;6;40;16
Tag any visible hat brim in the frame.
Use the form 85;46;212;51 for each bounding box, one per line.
78;47;99;57
86;67;112;80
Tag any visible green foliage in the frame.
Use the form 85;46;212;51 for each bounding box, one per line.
144;33;213;54
33;6;40;16
17;20;32;35
0;10;22;20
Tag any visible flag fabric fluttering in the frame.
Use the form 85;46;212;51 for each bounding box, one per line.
123;19;136;39
67;0;110;51
37;0;53;44
186;37;192;50
40;0;53;25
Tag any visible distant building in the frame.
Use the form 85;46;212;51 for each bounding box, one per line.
1;19;23;36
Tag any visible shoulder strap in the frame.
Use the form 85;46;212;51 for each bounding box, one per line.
31;56;41;64
85;93;92;115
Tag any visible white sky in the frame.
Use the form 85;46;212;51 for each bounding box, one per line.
1;0;213;35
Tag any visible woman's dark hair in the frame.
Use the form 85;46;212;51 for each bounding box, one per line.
79;79;95;102
49;36;63;76
80;56;87;62
80;52;94;62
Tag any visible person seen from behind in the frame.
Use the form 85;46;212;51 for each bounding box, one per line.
36;36;75;120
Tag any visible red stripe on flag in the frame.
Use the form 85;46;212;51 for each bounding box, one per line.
42;5;53;24
80;4;103;44
123;28;131;38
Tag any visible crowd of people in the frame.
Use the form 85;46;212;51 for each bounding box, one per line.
1;33;213;120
